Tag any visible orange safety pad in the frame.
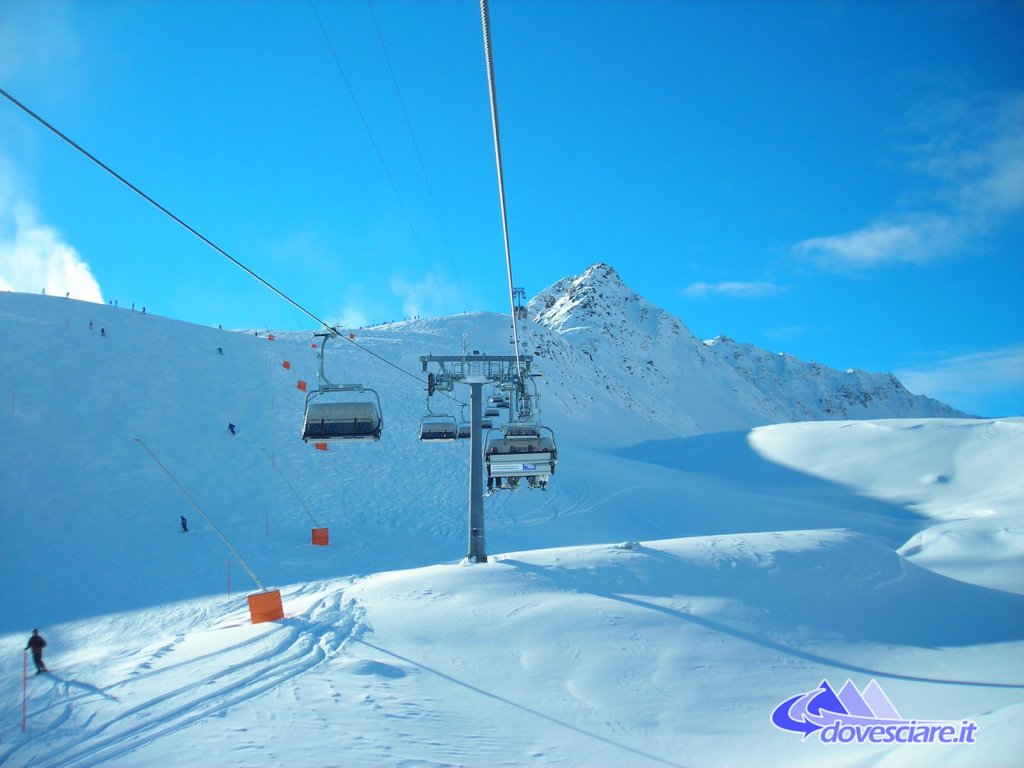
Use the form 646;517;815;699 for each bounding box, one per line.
282;360;291;369
297;380;308;392
312;527;329;546
248;590;284;624
268;334;276;341
315;443;328;451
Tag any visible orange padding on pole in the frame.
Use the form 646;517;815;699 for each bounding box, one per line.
311;343;318;349
348;333;356;340
268;334;276;341
315;443;328;451
282;360;291;369
248;590;284;624
312;527;329;546
297;380;307;392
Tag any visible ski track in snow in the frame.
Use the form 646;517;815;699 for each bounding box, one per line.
3;591;362;768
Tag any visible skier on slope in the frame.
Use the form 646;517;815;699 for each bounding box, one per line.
26;629;46;674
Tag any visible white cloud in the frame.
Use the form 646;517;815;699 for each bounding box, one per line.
794;91;1024;270
794;215;956;268
683;280;781;298
325;271;453;328
0;6;99;302
0;175;103;302
896;344;1024;416
389;272;452;319
329;304;371;330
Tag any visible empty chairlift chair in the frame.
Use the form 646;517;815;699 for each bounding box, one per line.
301;332;384;444
419;414;460;442
303;390;383;443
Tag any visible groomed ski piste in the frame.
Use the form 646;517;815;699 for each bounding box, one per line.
1;285;1022;767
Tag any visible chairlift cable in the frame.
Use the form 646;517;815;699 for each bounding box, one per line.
0;85;456;397
479;0;524;382
0;86;332;333
307;0;453;313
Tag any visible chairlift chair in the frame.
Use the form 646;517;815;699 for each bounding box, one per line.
301;333;383;443
485;423;557;489
419;414;460;442
455;404;472;440
302;387;383;443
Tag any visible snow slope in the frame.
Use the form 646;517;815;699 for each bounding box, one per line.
1;286;1021;767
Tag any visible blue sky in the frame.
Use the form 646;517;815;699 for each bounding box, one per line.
1;0;1021;417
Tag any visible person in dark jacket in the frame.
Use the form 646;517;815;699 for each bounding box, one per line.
26;629;46;673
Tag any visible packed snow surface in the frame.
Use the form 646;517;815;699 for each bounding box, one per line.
1;278;1021;767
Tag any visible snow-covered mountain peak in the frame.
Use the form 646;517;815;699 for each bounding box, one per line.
528;262;676;338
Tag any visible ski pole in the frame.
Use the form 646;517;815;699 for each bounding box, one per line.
22;651;27;732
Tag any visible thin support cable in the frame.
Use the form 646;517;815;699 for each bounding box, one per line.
134;438;268;592
261;448;320;527
307;0;452;313
366;0;469;310
479;0;523;382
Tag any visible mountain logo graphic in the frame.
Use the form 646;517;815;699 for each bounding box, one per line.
771;679;977;745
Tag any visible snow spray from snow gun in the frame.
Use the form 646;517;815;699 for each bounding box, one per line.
133;438;284;623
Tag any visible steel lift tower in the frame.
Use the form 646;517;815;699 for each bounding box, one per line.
420;352;532;562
